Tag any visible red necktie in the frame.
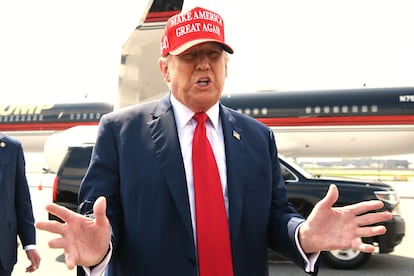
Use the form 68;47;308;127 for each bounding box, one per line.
192;112;234;276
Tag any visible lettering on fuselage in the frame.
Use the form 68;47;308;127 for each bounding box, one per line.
0;104;54;116
399;95;414;102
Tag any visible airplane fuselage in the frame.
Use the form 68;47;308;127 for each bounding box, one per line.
221;87;414;157
0;102;113;152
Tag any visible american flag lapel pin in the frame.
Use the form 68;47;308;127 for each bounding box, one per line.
232;130;240;140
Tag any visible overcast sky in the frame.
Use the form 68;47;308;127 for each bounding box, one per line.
1;0;413;103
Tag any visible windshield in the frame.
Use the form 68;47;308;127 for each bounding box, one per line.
279;155;314;179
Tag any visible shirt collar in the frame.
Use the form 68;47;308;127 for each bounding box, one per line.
170;93;220;130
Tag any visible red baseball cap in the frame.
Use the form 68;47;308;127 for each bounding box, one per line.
160;6;234;57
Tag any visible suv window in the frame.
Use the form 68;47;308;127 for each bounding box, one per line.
280;165;297;182
49;145;93;222
60;146;92;177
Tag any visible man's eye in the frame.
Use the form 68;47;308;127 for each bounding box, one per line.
181;53;195;60
208;50;221;58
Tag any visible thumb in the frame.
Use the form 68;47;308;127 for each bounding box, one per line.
318;184;339;209
93;196;108;226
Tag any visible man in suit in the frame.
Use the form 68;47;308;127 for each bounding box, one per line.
0;133;41;275
36;6;391;276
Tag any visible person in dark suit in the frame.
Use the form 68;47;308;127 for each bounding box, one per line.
36;6;391;276
0;133;41;275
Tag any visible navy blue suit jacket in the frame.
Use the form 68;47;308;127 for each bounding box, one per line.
0;133;36;272
79;94;318;275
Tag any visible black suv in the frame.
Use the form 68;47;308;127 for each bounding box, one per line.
49;144;405;269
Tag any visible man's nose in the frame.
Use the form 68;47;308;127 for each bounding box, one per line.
196;54;210;70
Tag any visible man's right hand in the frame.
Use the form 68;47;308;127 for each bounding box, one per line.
36;196;111;269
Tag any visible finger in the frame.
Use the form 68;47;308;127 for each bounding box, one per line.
30;255;40;271
345;200;385;215
356;211;392;226
356;225;387;238
48;237;69;249
352;239;376;253
317;184;339;209
45;203;79;223
26;265;34;272
35;220;66;235
64;252;77;270
26;263;38;272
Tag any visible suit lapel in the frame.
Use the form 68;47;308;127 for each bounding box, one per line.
220;106;247;247
147;96;194;239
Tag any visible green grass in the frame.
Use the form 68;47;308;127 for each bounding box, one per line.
304;167;414;181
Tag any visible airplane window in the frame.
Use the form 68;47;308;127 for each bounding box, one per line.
352;105;358;113
342;106;348;113
323;106;330;113
371;105;378;112
361;105;368;113
333;106;339;113
305;107;312;114
261;108;268;115
253;108;259;115
314;107;321;114
244;108;251;115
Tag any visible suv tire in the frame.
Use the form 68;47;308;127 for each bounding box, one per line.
322;249;371;269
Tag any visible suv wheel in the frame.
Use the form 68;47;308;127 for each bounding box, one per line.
322;249;371;269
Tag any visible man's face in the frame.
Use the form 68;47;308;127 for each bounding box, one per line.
159;42;228;112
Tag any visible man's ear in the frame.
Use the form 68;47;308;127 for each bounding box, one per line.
158;58;170;82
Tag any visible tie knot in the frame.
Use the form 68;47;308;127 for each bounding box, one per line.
193;112;208;124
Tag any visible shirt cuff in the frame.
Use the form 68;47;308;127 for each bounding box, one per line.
24;244;36;251
295;223;320;273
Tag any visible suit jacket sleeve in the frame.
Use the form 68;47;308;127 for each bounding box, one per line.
14;139;37;247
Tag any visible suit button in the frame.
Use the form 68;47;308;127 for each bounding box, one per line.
188;258;196;267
